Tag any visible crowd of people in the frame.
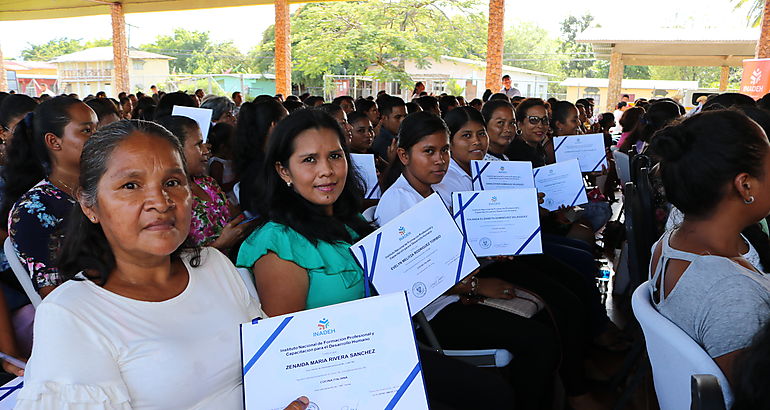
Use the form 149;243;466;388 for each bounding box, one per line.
0;76;769;409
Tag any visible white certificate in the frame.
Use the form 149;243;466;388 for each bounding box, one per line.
241;293;428;410
350;153;381;199
470;160;535;190
0;377;22;409
533;159;588;211
350;193;479;315
553;133;607;172
171;105;213;142
452;189;542;257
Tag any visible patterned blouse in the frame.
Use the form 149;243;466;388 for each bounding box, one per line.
8;180;76;289
189;175;231;247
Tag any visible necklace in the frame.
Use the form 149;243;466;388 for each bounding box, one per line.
50;177;75;196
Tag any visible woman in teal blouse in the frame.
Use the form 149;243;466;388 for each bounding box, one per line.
236;109;373;315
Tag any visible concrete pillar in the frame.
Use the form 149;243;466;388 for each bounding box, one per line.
485;0;504;92
274;0;292;96
757;0;770;58
719;66;730;92
0;43;7;92
606;49;624;112
111;3;130;95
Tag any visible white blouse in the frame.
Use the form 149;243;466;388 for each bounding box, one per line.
432;158;473;211
16;248;264;410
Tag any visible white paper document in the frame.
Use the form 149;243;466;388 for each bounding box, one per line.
241;293;428;410
533;159;588;211
350;153;381;199
553;133;607;172
451;189;542;257
0;377;22;410
350;193;480;315
470;160;535;190
171;105;213;142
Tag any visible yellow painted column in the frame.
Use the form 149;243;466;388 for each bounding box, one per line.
111;2;130;95
0;43;7;92
719;66;730;91
606;49;624;112
274;0;292;96
485;0;504;91
758;0;770;58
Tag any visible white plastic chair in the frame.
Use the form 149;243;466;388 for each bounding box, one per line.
613;150;631;186
632;281;732;410
236;267;259;303
361;206;377;223
3;238;41;308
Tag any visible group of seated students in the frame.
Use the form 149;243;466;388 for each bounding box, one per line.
0;85;769;409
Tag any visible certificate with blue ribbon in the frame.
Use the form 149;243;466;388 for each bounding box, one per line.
452;189;542;257
0;377;23;409
553;133;607;173
350;153;381;199
470;160;535;191
240;293;428;410
349;193;479;315
533;159;588;211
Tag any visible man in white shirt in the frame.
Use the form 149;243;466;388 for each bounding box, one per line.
500;75;521;99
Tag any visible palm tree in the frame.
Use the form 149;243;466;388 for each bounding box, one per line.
734;0;766;27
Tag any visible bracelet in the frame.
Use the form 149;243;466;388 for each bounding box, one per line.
469;277;479;296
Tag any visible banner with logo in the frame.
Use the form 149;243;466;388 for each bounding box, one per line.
740;58;770;99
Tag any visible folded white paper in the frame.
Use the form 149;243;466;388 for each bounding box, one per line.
470;160;535;191
553;133;607;172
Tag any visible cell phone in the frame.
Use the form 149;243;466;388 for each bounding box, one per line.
238;215;259;226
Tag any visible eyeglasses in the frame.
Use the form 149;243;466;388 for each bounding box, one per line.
527;116;549;125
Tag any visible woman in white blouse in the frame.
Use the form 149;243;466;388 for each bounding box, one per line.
16;120;308;410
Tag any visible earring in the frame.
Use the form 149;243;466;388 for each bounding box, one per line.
745;196;755;205
287;181;293;187
91;216;97;222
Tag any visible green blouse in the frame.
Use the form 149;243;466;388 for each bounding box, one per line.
236;221;365;310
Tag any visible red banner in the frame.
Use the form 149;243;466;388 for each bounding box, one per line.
740;59;770;99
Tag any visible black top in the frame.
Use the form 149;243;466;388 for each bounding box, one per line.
505;137;547;168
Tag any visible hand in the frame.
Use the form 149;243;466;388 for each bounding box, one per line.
211;214;257;251
2;357;25;377
386;138;398;164
484;255;514;261
284;397;310;410
537;192;545;205
476;278;516;300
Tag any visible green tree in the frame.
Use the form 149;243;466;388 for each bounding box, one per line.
503;21;562;75
594;61;651;80
649;66;723;86
140;28;248;74
558;13;597;78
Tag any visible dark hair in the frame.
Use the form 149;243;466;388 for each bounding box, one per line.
59;120;200;284
502;75;511;80
131;96;156;121
623;101;681;149
550;100;576;130
354;98;376;113
331;96;354;106
514;98;545;124
651;110;768;219
283;99;306;113
378;95;406;117
2;96;83;222
412;81;424;95
481;99;514;126
469;98;482;109
155;115;200;147
482;89;493;103
597;112;615;128
616;101;628;110
232;91;241;99
757;93;770;111
618;106;645;131
317;103;343;117
285;95;299;102
0;94;37;131
702;92;757;111
234;100;287;176
154;91;196;120
382;111;449;191
85;98;119;122
415;96;439;113
304;96;325;107
208;122;235;155
346;110;370;126
405;102;422;114
438;95;459;117
444;106;485;141
489;93;510;102
254;108;372;244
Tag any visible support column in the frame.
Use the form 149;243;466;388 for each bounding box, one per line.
606;49;624;112
758;0;770;58
111;2;130;95
719;66;730;91
0;43;7;92
485;0;504;92
274;0;292;96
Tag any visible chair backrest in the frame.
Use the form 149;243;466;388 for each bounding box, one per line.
3;238;41;308
362;206;377;223
613;150;631;186
632;281;733;410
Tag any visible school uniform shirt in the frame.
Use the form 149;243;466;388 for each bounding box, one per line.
375;174;459;320
433;158;473;212
16;248;264;410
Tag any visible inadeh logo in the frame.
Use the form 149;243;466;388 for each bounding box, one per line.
397;226;412;241
313;318;335;336
752;68;763;86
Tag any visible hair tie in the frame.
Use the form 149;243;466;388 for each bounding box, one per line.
23;112;34;128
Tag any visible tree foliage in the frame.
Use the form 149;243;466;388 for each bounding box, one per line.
732;0;764;27
140;28;248;74
503;21;562;75
558;13;597;78
21;37;111;61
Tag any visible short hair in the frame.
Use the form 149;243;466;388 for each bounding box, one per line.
332;96;354;106
85;98;119;122
354;98;376;113
232;91;242;99
378;95;406;117
502;75;511;80
201;96;235;122
514;98;546;124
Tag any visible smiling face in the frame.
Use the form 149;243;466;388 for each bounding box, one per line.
83;132;192;261
275;127;348;215
400;131;450;193
486;106;516;154
182;125;210;177
518;105;549;146
555;106;580;136
349;117;375;153
450;120;488;172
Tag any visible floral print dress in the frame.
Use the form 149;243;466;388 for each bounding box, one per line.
189;175;231;247
8;180;75;289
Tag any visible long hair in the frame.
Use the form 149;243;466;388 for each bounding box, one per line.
234;100;287;176
58;120;201;284
381;111;449;191
254;109;372;245
444;106;485;141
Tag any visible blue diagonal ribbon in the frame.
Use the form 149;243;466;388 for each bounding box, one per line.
533;168;541;177
570;185;587;207
366;183;380;199
384;363;422;410
453;193;479;283
515;227;542;255
471;162;491;190
358;233;383;297
243;316;293;376
590;155;605;172
0;380;22;402
553;136;568;153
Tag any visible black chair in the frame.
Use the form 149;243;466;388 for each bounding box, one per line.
691;374;726;410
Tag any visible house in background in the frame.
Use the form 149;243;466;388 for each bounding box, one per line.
3;60;57;96
560;78;700;108
209;74;276;98
50;47;173;97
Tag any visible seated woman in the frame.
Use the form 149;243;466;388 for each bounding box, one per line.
157;116;253;252
16;120;307;410
347;111;375;155
649;109;770;384
237;109;515;410
4;96;97;297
